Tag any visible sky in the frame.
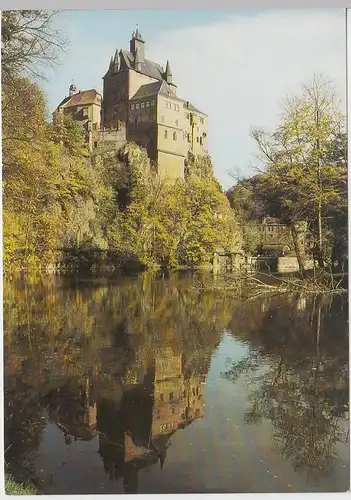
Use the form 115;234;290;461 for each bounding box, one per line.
43;9;347;189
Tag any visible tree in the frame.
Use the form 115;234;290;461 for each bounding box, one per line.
1;10;67;82
251;74;346;270
51;112;87;156
226;176;266;255
223;294;349;483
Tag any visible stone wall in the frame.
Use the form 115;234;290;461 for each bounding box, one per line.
276;256;314;273
94;123;127;152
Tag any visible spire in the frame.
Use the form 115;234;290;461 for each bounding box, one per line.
113;49;119;73
109;56;113;69
165;60;172;76
134;25;143;40
164;60;173;84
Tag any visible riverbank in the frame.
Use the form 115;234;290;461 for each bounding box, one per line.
193;269;348;298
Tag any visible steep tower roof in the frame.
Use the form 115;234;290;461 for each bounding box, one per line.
165;60;172;78
130;80;182;102
119;49;164;80
113;48;119;73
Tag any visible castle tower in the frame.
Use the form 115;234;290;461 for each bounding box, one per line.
130;28;145;63
134;47;142;72
102;47;128;128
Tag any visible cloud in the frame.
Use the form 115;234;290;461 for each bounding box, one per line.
146;9;346;188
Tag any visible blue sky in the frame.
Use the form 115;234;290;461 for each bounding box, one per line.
43;9;346;189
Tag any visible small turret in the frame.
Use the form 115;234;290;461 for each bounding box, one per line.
69;82;77;97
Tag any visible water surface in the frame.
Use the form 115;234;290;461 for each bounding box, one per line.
4;274;349;493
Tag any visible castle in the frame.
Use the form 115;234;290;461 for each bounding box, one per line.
56;29;208;180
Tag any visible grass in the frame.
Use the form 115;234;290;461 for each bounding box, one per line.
4;474;38;496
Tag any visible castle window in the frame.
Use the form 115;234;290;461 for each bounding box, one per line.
175;119;179;126
164;101;168;108
160;393;164;402
141;102;145;108
187;133;191;142
200;117;204;124
131;104;135;110
146;101;150;107
151;100;155;107
166;102;171;109
169;392;174;401
164;130;168;139
185;113;189;119
200;137;203;145
203;132;207;137
173;132;177;141
94;141;98;148
196;137;199;143
136;103;140;109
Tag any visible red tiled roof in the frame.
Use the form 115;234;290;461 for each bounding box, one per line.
59;89;101;108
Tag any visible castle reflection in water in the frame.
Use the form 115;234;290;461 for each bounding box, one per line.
43;344;207;493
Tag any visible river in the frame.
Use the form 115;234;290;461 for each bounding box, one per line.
3;273;349;494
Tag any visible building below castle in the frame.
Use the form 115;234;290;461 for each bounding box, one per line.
55;28;208;180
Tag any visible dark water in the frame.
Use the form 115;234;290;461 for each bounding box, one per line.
3;273;349;494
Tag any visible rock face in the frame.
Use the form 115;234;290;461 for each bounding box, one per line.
117;141;151;175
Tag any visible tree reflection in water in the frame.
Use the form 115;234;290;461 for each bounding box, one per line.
223;293;349;483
